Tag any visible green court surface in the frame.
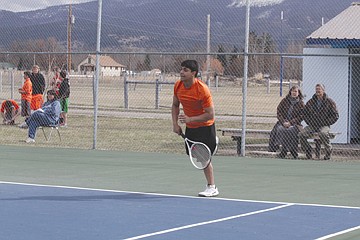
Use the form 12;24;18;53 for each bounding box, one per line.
1;145;359;239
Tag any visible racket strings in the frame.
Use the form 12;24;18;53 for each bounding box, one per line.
191;143;211;167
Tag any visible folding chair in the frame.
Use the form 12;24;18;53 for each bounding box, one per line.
39;125;61;142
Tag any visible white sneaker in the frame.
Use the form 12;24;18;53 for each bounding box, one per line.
213;136;219;155
198;185;219;197
25;137;35;143
18;122;28;129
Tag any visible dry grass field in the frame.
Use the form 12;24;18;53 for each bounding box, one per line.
2;71;358;160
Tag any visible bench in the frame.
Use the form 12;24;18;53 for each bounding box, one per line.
218;128;340;157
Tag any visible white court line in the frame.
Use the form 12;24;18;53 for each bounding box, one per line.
124;204;294;240
1;181;360;210
2;181;360;239
315;225;360;240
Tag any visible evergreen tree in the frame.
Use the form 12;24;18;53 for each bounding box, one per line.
144;54;151;70
217;45;227;69
17;57;25;70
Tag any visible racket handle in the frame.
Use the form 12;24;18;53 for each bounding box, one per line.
180;132;186;139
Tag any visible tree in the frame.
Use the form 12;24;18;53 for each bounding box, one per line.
17;57;25;70
227;46;244;77
10;37;66;72
284;41;303;81
200;58;224;77
217;45;227;69
144;54;151;70
246;31;279;78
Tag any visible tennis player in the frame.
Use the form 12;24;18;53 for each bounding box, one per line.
172;59;219;197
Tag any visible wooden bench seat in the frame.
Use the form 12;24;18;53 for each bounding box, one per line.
218;128;340;157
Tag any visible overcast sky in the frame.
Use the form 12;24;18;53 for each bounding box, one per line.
0;0;94;12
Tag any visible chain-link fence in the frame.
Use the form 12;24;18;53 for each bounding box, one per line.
0;0;359;160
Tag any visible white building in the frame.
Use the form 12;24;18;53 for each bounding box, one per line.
77;55;127;76
304;2;360;144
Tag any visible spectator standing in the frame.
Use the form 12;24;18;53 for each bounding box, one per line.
30;65;46;111
18;71;32;127
58;70;70;127
299;84;339;160
172;60;219;197
1;99;20;125
269;85;305;159
25;90;61;143
50;67;62;96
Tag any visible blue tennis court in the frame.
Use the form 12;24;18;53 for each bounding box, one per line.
1;182;360;240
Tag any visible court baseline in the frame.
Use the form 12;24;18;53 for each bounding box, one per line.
1;181;360;240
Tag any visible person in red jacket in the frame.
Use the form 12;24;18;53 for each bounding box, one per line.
1;99;20;125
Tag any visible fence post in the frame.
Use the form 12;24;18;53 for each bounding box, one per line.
124;74;129;109
10;71;14;99
215;75;219;91
265;74;270;94
0;71;2;93
155;79;160;109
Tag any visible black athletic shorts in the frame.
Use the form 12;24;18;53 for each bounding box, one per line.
185;123;217;155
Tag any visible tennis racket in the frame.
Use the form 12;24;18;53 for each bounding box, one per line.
180;133;212;170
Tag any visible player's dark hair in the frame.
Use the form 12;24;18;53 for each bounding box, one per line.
47;89;56;96
181;60;199;77
4;100;13;110
23;71;31;78
60;70;67;79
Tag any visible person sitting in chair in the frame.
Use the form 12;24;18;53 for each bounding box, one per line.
25;90;61;143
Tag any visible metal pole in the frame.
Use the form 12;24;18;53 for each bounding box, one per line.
241;0;251;157
0;71;2;93
206;14;211;86
93;0;102;149
124;75;129;109
155;79;160;109
67;3;72;72
10;71;14;100
279;10;284;97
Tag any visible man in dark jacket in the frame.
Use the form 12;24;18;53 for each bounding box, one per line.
299;84;339;160
30;65;46;111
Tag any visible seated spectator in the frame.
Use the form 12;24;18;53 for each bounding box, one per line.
299;84;339;160
268;85;305;159
25;90;61;143
1;99;20;125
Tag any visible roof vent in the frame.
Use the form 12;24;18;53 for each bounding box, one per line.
352;2;360;5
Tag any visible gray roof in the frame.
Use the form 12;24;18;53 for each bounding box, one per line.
306;2;360;47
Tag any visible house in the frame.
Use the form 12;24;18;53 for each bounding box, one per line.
77;55;127;76
303;2;360;144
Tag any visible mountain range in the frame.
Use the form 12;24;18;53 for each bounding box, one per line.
0;0;355;52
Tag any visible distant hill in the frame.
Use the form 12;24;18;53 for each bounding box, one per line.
0;0;355;52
